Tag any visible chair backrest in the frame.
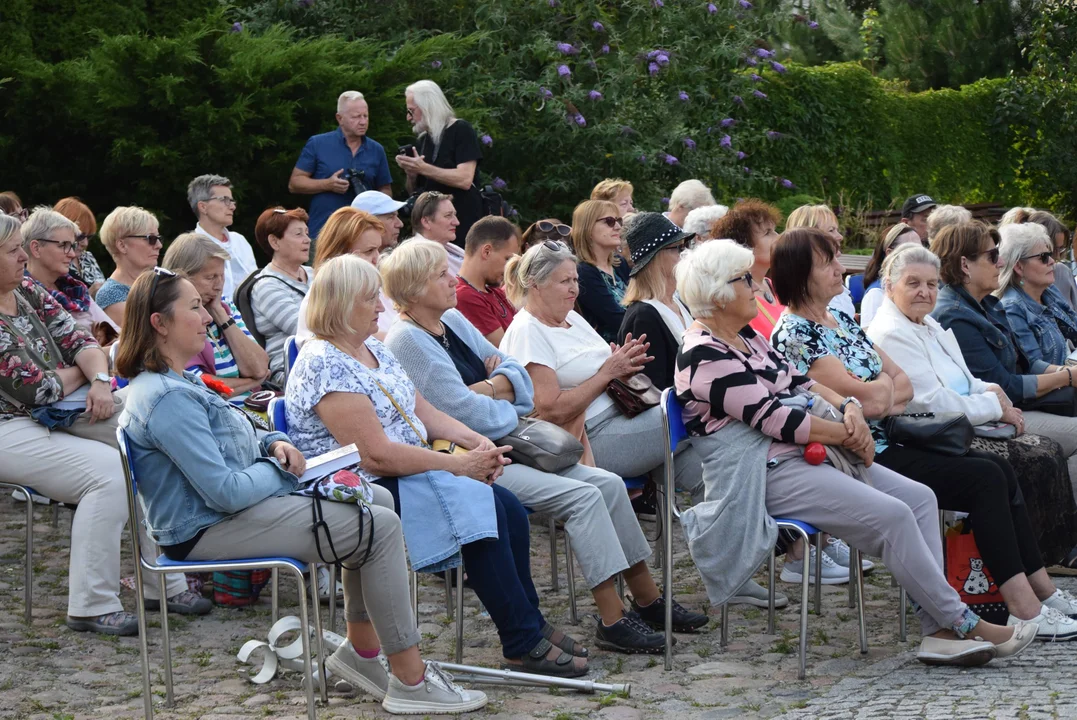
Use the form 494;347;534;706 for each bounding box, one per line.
847;273;866;305
115;425;149;564
268;396;287;434
661;387;688;450
284;336;298;381
109;342;129;389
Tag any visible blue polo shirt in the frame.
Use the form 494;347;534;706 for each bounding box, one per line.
294;127;393;238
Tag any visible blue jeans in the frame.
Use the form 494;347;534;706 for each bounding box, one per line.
378;479;545;658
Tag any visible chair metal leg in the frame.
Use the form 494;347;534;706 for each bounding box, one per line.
444;571;453;619
23;495;32;625
50;502;59;528
271;568;279;625
663;463;674;672
767;547;777;635
720;603;728;648
653;490;663;571
293;567;318;720
899;586;908;642
134;567;154;719
158;573;175;707
308;564;328;704
854;550;867;654
548;518;560;592
455;564;464;664
410;567;419;628
564;533;578;625
798;538;810;681
814;534;823;615
327;564;337;633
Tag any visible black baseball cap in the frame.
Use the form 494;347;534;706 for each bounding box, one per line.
901;194;936;218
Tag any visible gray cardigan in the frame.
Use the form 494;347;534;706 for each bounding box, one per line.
385;309;534;438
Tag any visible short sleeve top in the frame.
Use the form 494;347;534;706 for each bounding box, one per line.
95;278;131;310
416;120;484;243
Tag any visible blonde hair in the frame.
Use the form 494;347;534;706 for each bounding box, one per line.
503;240;577;307
591;178;633;203
622;260;667;306
379;239;447;311
0;215;21;251
306;254;382;339
314;207;385;270
785;204;836;230
675;239;754;319
162;232;231;277
926;205;973;242
570;199;621;266
99;206;158;257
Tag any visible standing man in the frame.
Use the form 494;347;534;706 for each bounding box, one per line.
900;194;937;241
665;179;716;229
188;174;258;301
351;190;405;251
410;191;464;276
288;91;393;239
455;216;521;346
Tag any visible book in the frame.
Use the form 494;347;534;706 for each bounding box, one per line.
298;443;361;485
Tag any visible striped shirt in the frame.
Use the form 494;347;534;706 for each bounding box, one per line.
187;299;254;404
250;266;311;385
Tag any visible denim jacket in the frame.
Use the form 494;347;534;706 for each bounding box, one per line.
119;368;297;546
931;284;1049;405
1000;284;1077;367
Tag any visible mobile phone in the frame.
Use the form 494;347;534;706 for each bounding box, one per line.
397;144;416;156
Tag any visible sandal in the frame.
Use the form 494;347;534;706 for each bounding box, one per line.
501;638;588;678
542;622;589;657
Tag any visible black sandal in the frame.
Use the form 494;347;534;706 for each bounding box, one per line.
542;622;589;657
501;638;589;678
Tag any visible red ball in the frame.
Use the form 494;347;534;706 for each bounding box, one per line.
804;442;826;465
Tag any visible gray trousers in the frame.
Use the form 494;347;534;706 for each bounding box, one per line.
765;456;967;636
496;462;652;589
1023;410;1077;501
586;405;705;504
188;483;422;655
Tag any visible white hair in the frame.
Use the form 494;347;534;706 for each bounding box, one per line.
683;205;729;240
21;206;78;248
675;239;754;318
999;206;1036;227
669;179;716;213
406;80;456;146
337;90;366;114
926;204;972;241
881;243;940;294
995;222;1052;296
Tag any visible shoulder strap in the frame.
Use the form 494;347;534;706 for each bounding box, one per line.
365;372;430;448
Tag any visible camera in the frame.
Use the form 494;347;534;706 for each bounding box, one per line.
341;168;370;196
397;144;416;157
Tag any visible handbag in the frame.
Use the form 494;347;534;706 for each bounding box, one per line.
606;373;661;418
945;520;1007;624
1023;386;1077;417
881;411;973;456
495;416;585;473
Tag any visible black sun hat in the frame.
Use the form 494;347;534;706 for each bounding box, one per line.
624;213;696;277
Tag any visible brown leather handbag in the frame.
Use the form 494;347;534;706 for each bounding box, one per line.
606;373;661;418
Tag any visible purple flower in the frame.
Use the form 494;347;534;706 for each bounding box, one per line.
808;20;820;29
492;177;508;190
781;178;796;189
573;113;587;127
736;151;747;159
766;130;783;139
299;0;314;7
480;134;493;146
588;89;603;101
753;89;768;99
648;62;660;76
750;73;763;82
548;0;560;6
230;21;243;32
557;64;571;77
656;52;670;66
719;134;732;148
745;57;758;67
587;60;597;69
653;0;664;7
661;197;670;205
510;207;519;217
683;137;696;150
592;21;605;32
743;166;752;174
755;48;774;58
638;154;647;163
540;86;554;99
770;60;787;74
664;153;679;165
707;3;717;13
430;60;442;69
557;42;579;55
733;95;744;105
678;90;690;102
720;118;736;127
601;44;610;54
738;0;752;7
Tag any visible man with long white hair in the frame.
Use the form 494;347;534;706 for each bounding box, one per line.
396;80;484;247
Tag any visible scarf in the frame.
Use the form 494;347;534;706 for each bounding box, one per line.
25;271;90;314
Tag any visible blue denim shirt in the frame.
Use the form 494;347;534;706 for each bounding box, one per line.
1000;284;1077;367
118;368;297;546
931;284;1049;405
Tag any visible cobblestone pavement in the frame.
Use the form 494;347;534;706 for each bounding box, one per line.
2;497;1076;720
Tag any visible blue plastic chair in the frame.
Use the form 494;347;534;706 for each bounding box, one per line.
284;335;299;385
116;425;327;720
661;388;841;679
846;273;866;306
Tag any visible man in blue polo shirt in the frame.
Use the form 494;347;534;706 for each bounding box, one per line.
288;90;393;239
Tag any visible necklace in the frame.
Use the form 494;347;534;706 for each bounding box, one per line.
404;312;449;350
270;261;304;283
459;276;509;319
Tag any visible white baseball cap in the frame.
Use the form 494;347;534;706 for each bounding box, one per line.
351;191;406;215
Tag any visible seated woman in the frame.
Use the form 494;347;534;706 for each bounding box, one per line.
0;215;200;636
674;238;1036;665
590;178;635;217
996;221;1077;367
709;199;785;337
499;241;705;504
857;223;925;329
285;255;588;678
520;218;572;254
162;233;270;404
931;222;1077;483
682;205;728;243
784;203;858;320
96;206;162;327
116;266;485;714
21;207;118;341
55;197;106;298
867;243;1077;565
770;227;1077;641
382;240;707;651
295;206;389;346
1000;209;1077;310
572;199;630;342
249;207;312;386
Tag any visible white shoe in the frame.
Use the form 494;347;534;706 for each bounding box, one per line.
11;489;49;505
1043;588;1077;618
325;642;390;700
728;578;788;608
780;547;849;585
317;566;344;603
916;636;996;666
1008;605;1077;642
382;661;488;715
823;537;874;573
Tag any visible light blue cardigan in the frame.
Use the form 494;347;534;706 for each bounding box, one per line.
385;309;534;438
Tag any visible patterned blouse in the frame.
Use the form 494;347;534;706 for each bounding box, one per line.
0;281;99;419
674;323;815;450
187;299;257;405
771;308;889;453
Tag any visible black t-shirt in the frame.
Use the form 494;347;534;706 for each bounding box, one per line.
417;120;484;247
443;323;488;385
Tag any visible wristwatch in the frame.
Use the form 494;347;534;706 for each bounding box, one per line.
219;317;237;332
839;396;863;414
92;372;110;385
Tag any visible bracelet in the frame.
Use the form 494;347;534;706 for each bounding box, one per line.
219;317;237;332
483;379;496;398
1067;367;1073;387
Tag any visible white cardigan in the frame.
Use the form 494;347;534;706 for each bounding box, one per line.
866;297;1003;425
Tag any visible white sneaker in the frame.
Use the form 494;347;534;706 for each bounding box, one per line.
325;641;390;700
382;661;488;715
823;537;875;573
1008;605;1077;642
729;577;788;608
1043;588;1077;618
317;566;344;603
780;547;850;585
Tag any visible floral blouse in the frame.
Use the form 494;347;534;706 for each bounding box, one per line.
771;308;888;453
0;281;98;419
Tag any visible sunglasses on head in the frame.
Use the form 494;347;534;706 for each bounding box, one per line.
536;221;571;237
149;266;178;305
1021;250;1054;265
543;240;569;252
596;216;623;229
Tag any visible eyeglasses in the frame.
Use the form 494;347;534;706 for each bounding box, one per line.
1021;251;1054;265
596;216;624;229
34;238;78;254
729;271;754;287
207;196;236;207
127;234;163;246
75;232;92;244
7;208;29;222
149;266;177;305
969;247;1000;265
406;107;417;119
536;221;571;237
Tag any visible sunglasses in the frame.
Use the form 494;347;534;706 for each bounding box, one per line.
34;238;78;254
730;271;754;287
596;216;624;229
543;240;569;252
127;233;163;246
970;247;1000;265
1021;251;1054;265
75;232;92;244
149;266;178;305
536;221;571;237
